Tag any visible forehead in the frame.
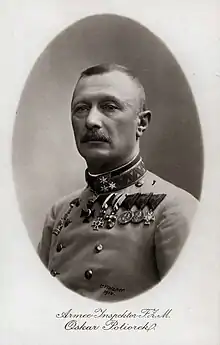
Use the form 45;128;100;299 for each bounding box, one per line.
73;71;140;104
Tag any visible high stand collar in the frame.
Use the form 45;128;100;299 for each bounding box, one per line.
85;154;146;194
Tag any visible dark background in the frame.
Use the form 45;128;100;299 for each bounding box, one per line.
12;14;203;247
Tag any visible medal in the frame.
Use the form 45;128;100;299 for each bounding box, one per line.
144;210;155;225
105;193;127;229
118;210;133;225
117;193;140;225
91;193;115;231
131;209;145;224
131;194;153;224
91;217;105;231
106;214;117;229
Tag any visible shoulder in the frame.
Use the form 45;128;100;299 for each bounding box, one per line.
49;187;86;218
144;172;199;277
143;170;199;221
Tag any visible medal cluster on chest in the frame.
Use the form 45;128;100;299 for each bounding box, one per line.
88;192;157;231
52;191;167;236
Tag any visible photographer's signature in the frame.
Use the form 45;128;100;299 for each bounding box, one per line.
100;284;125;296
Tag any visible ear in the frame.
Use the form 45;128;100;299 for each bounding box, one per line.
136;110;151;138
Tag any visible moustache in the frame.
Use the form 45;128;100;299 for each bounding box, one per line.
81;130;111;143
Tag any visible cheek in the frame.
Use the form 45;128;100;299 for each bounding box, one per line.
113;119;137;141
72;118;84;139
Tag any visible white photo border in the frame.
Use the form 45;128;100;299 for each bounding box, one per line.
0;1;219;345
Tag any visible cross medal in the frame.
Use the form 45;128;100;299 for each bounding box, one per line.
91;193;114;231
91;217;105;231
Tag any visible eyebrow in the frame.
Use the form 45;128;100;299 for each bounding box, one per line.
71;95;133;110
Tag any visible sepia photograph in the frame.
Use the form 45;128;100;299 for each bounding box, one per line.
12;14;203;301
1;1;220;344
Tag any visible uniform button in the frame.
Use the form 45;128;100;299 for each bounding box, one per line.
95;244;103;253
85;269;93;280
50;269;59;277
135;179;144;187
56;243;64;252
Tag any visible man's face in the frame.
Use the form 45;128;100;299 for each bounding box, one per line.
71;70;142;166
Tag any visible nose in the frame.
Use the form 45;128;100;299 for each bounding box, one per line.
85;105;102;129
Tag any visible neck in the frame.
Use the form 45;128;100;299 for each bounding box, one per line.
86;150;140;175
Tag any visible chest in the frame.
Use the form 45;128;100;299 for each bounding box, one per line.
49;202;159;260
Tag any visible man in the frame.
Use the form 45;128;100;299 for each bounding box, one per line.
38;63;198;301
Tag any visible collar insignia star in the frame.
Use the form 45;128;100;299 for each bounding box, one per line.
99;176;108;184
109;181;116;190
101;184;110;192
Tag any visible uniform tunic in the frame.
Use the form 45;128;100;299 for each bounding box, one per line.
38;170;198;301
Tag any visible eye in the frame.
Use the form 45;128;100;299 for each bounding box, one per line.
100;102;119;112
73;104;90;115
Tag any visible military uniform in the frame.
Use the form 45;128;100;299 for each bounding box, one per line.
38;155;198;301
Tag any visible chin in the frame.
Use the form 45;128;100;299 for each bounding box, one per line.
81;147;112;161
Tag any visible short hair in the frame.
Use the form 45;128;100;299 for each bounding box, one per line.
72;63;147;112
